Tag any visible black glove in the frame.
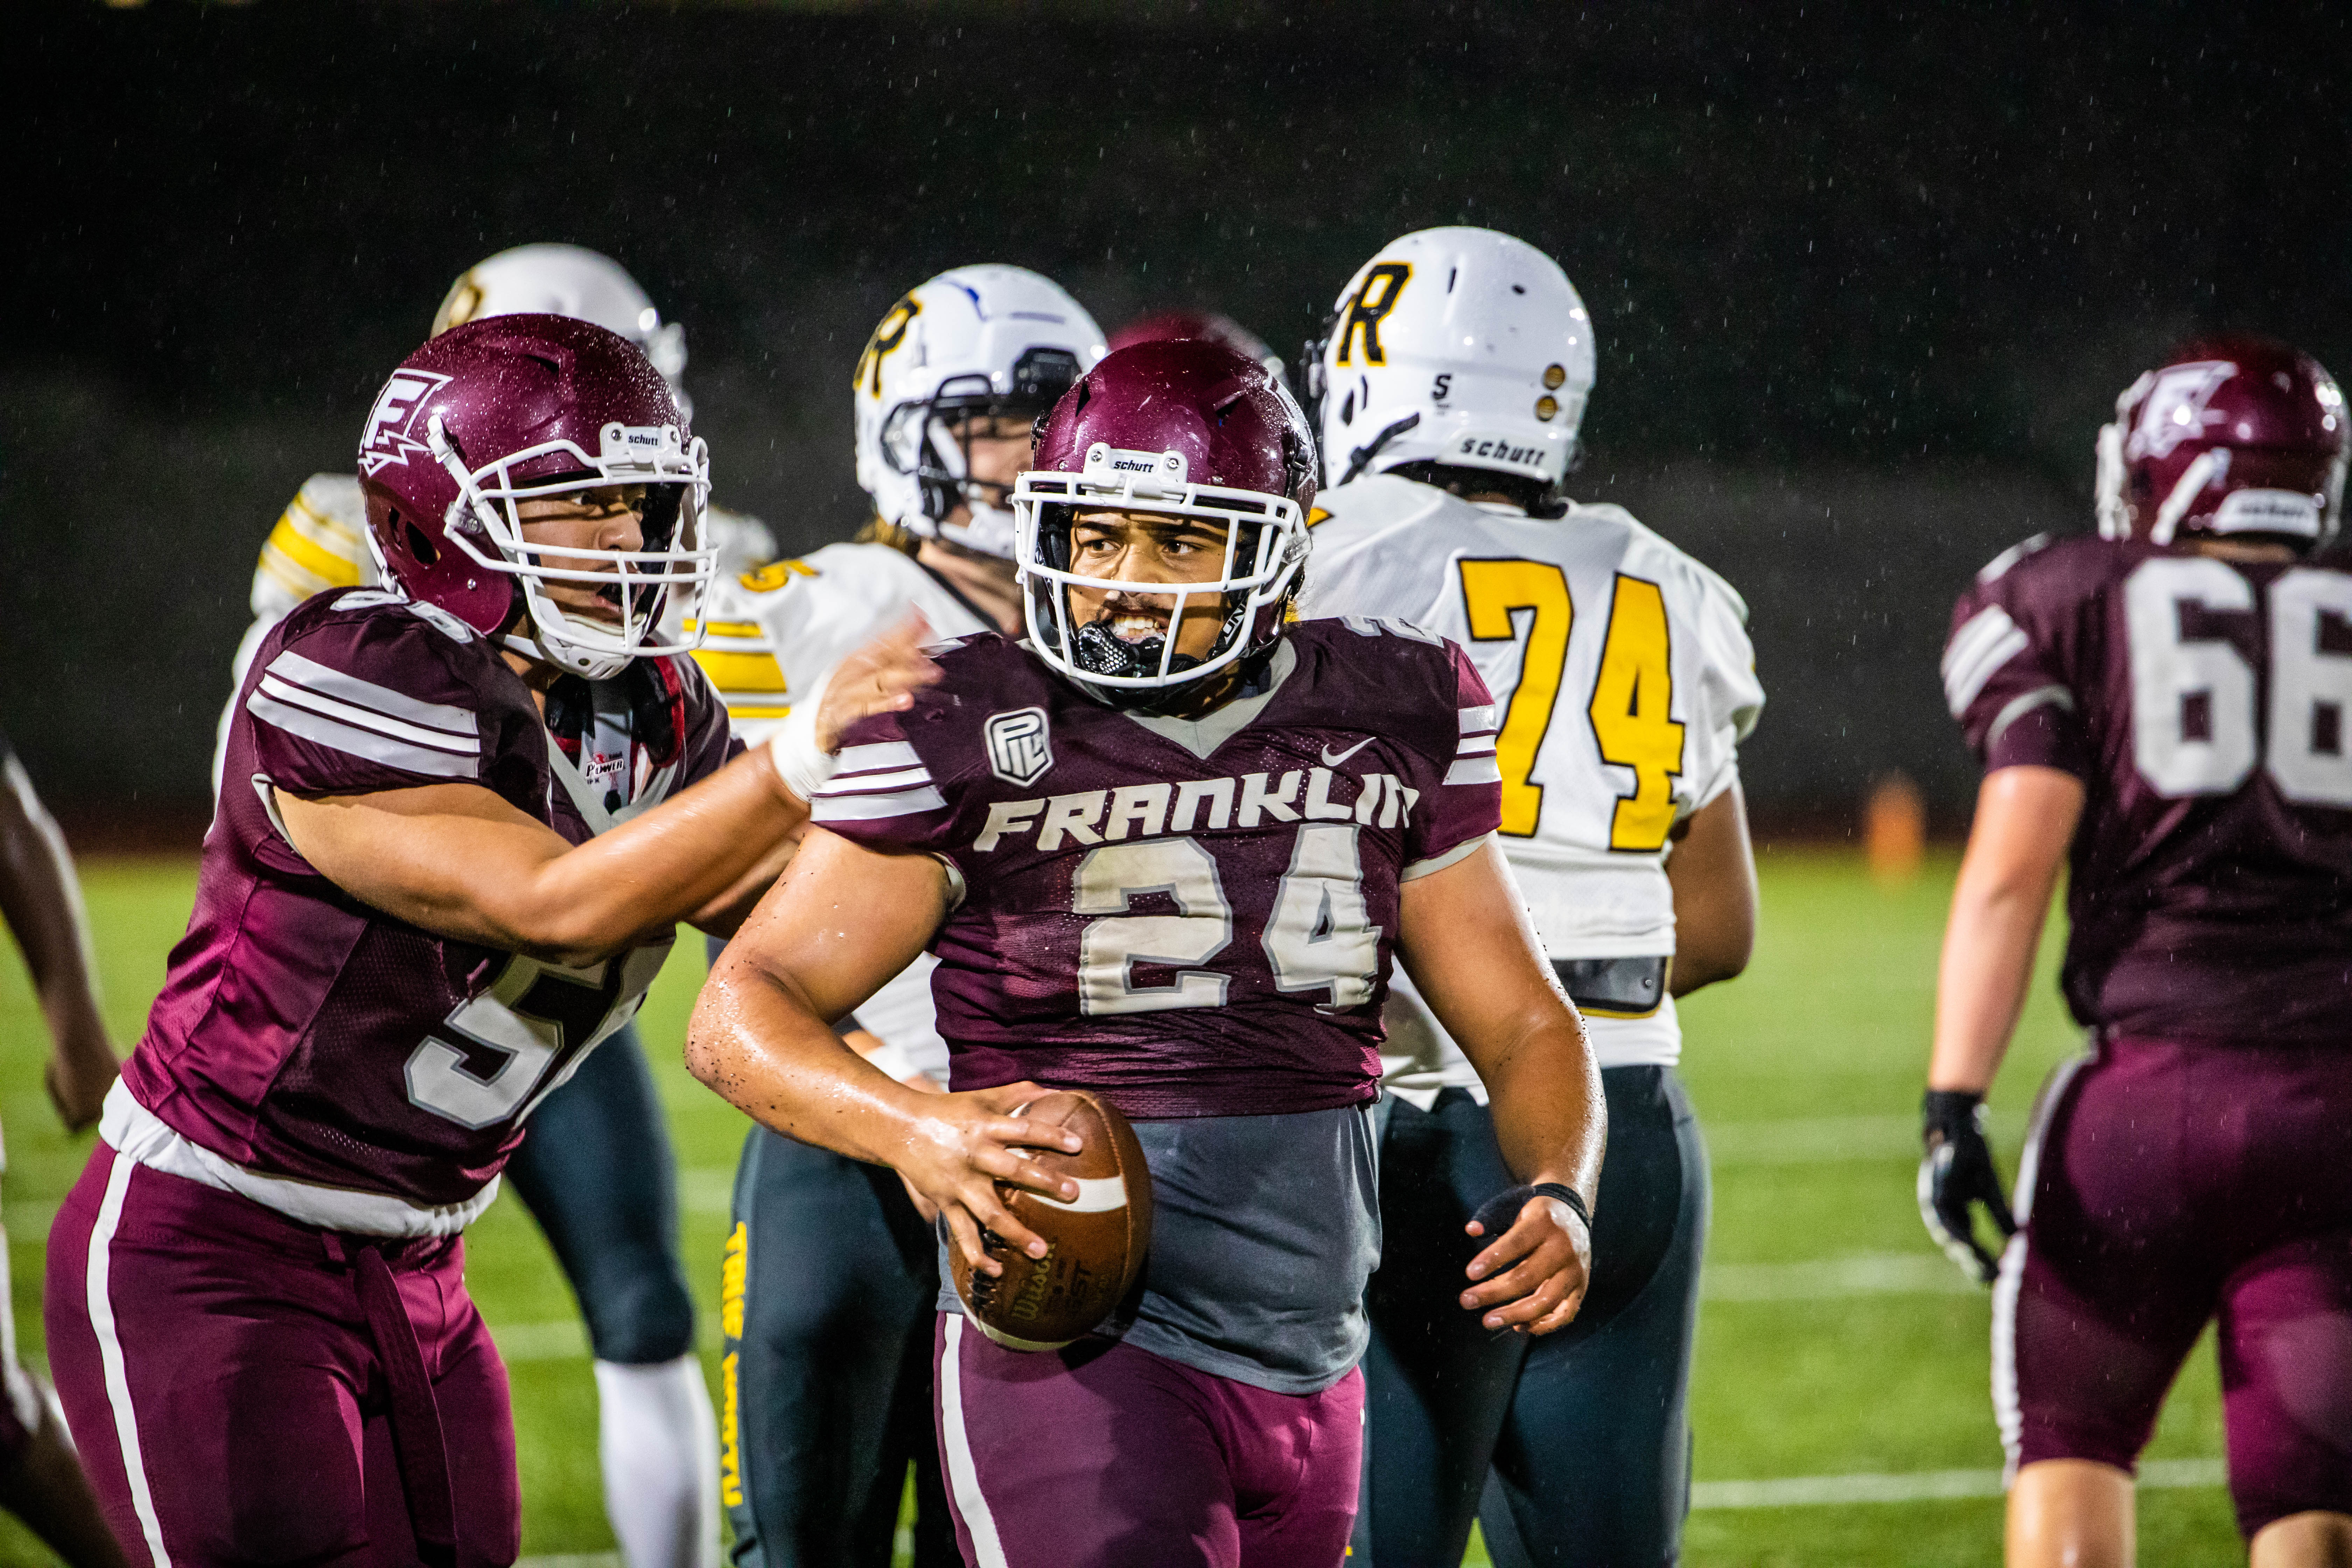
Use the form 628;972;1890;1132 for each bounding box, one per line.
1918;1089;2017;1284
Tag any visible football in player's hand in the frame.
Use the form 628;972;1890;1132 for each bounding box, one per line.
953;1089;1153;1351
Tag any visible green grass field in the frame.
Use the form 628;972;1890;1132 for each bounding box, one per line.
0;848;2243;1566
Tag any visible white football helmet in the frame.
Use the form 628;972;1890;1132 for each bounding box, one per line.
1309;227;1595;500
433;243;694;417
853;265;1105;560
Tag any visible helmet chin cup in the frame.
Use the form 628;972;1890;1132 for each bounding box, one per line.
939;500;1020;561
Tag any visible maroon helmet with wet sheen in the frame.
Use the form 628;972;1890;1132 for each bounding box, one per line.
2096;334;2347;551
1010;337;1318;703
356;313;713;678
1107;309;1283;376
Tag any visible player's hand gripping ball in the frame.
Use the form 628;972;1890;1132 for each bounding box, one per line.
952;1090;1153;1351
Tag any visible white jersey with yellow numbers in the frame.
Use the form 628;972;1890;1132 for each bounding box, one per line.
690;540;994;1082
216;472;775;792
1296;473;1763;1083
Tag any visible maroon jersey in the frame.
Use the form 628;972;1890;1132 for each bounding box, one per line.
811;620;1504;1118
121;588;733;1212
1944;533;2352;1044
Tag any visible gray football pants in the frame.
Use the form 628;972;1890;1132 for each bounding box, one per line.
1352;1068;1709;1568
722;1124;957;1568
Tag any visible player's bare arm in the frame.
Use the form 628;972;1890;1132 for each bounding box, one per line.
1398;839;1605;1336
279;494;938;964
685;825;1083;1276
1929;765;2083;1094
0;752;119;1132
1665;780;1758;996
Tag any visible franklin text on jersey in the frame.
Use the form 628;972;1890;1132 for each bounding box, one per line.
122;589;733;1217
811;621;1504;1119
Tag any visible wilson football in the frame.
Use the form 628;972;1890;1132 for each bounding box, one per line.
952;1088;1153;1351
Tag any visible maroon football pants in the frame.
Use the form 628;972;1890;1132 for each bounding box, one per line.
1999;1036;2352;1538
43;1143;520;1568
933;1313;1362;1568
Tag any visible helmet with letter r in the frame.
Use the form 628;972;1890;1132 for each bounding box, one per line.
355;314;714;680
1011;338;1317;711
2096;334;2347;552
1308;226;1595;514
854;265;1106;560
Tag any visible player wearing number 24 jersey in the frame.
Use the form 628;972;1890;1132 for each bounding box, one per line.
1923;335;2352;1564
690;340;1605;1568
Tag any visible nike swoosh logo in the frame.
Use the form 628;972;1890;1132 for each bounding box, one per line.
1320;736;1375;767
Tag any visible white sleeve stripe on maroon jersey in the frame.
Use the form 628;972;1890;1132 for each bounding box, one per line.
833;740;924;776
813;765;935;797
1443;755;1503;786
1455;733;1497;757
254;673;482;756
266;648;478;740
1941;605;2029;718
247;692;481;780
1457;703;1498;734
810;785;949;823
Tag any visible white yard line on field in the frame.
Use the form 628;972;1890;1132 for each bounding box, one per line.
1703;1251;1975;1301
1692;1457;2224;1510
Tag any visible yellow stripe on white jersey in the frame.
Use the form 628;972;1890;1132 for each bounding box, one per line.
252;474;375;620
694;540;994;749
686;617;791;724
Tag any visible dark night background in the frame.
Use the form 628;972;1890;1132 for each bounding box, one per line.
7;0;2348;835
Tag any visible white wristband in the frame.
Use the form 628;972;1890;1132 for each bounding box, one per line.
766;667;836;802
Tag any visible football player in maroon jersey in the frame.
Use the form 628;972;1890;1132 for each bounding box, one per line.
40;316;933;1568
1921;336;2352;1568
688;339;1605;1568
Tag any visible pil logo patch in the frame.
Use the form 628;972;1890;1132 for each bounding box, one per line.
358;370;455;477
985;706;1053;788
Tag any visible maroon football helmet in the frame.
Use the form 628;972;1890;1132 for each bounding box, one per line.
2096;334;2347;551
356;314;713;678
1010;338;1317;704
1107;309;1283;376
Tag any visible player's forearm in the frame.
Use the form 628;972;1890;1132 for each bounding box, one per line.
510;753;806;959
1928;880;2049;1093
1928;767;2080;1094
292;750;807;965
1479;1011;1607;1207
0;776;110;1046
1666;783;1757;996
685;951;929;1165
